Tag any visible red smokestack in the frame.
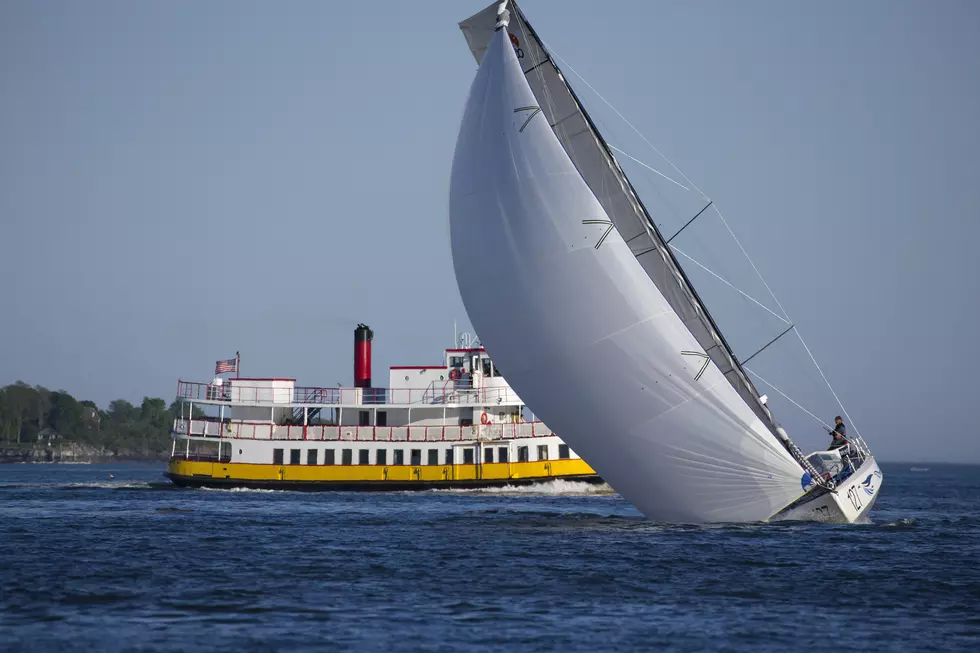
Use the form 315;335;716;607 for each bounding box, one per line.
354;323;373;388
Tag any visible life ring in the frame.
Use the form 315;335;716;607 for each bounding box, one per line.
480;412;489;425
450;368;461;381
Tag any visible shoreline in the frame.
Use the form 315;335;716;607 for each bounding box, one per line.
0;444;167;465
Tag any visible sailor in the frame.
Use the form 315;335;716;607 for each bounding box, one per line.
827;416;848;450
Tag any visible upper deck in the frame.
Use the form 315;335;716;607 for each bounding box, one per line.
176;377;523;409
178;345;526;409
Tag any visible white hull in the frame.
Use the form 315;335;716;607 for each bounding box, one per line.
772;458;883;523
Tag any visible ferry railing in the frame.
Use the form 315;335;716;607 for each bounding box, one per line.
174;418;555;443
176;380;520;407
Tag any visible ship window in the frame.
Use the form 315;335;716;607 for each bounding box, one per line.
558;444;570;459
324;449;335;465
498;446;508;463
517;446;529;462
410;449;422;466
463;448;474;465
359;411;370;427
342;449;353;465
459;417;473;427
290;449;301;465
394;449;405;465
273;448;284;465
377;449;387;465
359;449;369;465
450;356;463;368
484;447;494;464
445;449;453;465
427;449;438;465
482;359;492;376
307;449;318;465
537;445;549;461
377;411;387;427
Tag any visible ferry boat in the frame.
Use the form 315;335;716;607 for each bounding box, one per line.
166;325;599;490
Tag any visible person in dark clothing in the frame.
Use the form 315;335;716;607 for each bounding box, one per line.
828;416;848;450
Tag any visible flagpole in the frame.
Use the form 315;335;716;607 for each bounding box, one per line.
236;351;241;379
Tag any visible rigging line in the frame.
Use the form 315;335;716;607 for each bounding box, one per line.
709;205;790;322
792;327;863;440
544;45;706;197
668;246;791;325
545;42;791;315
667;201;713;245
745;368;832;431
547;40;862;440
739;324;795;367
606;145;689;190
548;43;795;325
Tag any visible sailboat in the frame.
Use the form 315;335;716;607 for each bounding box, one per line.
448;1;882;523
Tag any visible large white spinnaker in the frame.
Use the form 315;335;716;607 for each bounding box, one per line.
449;13;807;522
459;2;792;453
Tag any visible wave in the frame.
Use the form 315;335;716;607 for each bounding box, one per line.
0;481;155;490
199;486;284;493
429;480;616;496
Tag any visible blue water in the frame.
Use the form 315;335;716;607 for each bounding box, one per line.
1;463;978;652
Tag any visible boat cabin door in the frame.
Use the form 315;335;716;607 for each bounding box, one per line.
451;443;478;481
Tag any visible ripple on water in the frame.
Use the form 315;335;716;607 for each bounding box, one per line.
0;463;978;653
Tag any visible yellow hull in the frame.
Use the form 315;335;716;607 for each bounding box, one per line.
166;458;599;490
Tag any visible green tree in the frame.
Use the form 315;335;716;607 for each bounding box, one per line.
108;399;137;423
48;391;83;439
1;383;42;443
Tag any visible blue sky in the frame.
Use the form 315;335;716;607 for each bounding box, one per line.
2;0;978;462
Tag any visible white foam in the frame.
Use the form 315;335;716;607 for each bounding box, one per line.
67;481;151;489
431;479;616;496
199;486;283;493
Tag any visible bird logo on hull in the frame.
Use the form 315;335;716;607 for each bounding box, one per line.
861;470;882;496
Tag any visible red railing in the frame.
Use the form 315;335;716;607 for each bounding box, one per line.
172;418;553;442
176;380;519;407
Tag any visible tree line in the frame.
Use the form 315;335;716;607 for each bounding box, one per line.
0;381;187;456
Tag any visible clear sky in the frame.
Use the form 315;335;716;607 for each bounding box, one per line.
2;1;978;463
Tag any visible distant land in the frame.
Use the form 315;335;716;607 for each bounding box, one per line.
0;381;185;463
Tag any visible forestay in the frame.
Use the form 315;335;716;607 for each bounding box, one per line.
459;2;784;446
448;15;806;522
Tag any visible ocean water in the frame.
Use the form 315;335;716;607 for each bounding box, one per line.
0;463;978;652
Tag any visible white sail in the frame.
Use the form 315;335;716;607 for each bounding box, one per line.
459;3;783;444
449;18;807;522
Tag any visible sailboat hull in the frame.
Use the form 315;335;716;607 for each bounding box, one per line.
771;458;883;523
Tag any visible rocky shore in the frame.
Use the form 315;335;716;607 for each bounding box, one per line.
0;443;168;464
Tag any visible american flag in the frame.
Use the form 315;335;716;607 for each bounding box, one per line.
215;354;238;375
